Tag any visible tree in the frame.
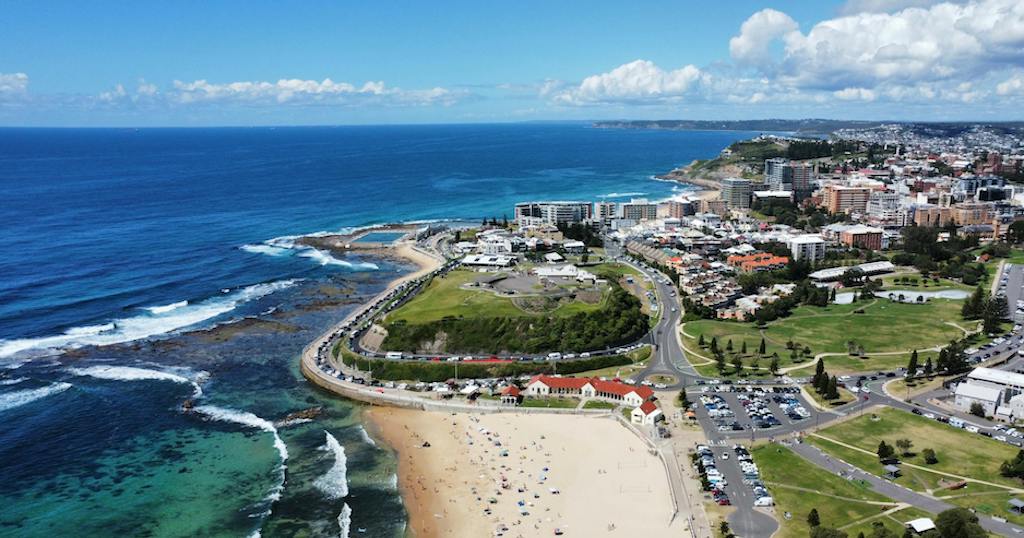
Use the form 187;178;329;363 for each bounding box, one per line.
731;355;743;373
716;353;726;373
678;389;691;409
984;295;1009;334
922;448;938;464
895;438;913;456
698;334;705;347
741;341;748;355
1007;220;1024;244
907;350;919;377
727;339;734;353
1000;449;1024;478
877;440;895;460
719;521;731;536
924;357;934;375
807;508;821;527
769;356;780;375
962;285;986;320
814;358;826;387
710;337;719;355
826;376;840;400
969;402;986;418
934;507;986;538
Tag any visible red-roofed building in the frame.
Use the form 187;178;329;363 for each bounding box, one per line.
499;385;521;406
525;375;654;407
631;400;664;425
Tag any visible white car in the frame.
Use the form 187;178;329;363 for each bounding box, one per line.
721;453;729;460
996;435;1009;442
965;425;979;433
924;413;936;419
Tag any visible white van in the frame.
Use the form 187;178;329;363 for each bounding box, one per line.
753;496;774;507
949;417;965;428
385;351;403;360
548;352;562;360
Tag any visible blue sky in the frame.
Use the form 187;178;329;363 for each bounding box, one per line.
2;0;1024;125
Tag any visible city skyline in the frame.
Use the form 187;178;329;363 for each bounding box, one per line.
4;0;1024;126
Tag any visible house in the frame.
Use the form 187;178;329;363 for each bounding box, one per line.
499;385;521;406
462;254;516;268
631;401;664;425
525;375;654;407
562;240;587;254
544;252;565;263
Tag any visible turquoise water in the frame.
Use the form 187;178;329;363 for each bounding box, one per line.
355;231;407;244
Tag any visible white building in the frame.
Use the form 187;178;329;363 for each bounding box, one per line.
631;401;664;425
461;254;516;268
788;234;827;264
954;382;1002;417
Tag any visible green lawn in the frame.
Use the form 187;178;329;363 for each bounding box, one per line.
387;269;604;323
582;400;617;410
683;298;971;376
808;407;1023;493
752;444;898;538
521;397;579;409
880;274;972;292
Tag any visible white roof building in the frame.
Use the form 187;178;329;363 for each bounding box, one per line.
905;518;936;534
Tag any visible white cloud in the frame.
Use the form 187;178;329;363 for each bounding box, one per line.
0;72;29;96
552;60;705;105
728;9;799;65
997;74;1024;95
834;87;877;101
734;0;1024;92
169;77;460;106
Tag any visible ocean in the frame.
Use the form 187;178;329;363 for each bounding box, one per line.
0;123;755;537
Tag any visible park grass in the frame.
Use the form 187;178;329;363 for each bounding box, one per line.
939;490;1024;526
804;385;855;408
582;400;617;410
880;274;972;292
683;298;969;376
885;374;949;401
752;444;896;538
520;397;579;409
844;506;933;538
808;407;1023;492
388;269;604;324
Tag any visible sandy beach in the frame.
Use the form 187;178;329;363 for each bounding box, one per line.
368;408;686;538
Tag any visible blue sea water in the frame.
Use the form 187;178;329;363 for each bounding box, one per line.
0;123;755;537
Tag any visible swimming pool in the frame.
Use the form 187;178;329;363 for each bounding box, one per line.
355;231;406;244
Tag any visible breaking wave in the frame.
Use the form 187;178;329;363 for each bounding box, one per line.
315;431;349;500
0;279;301;359
144;300;188;314
194;405;289;536
0;377;27;386
598;191;647;199
337;503;352;538
242;234;379;271
356;425;377;447
0;382;72;413
68;365;206;398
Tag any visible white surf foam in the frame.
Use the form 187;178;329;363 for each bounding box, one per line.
0;279;300;359
356;425;377;447
241;244;291;257
0;382;72;413
0;377;27;386
245;234;380;271
144;300;188;314
388;473;398;490
598;191;647;199
194;404;289;537
68;365;206;398
337;503;352;538
315;431;349;500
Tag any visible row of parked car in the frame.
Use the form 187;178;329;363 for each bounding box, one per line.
696;445;731;506
733;445;774;507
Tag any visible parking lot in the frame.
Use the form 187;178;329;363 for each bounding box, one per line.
693;385;816;438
